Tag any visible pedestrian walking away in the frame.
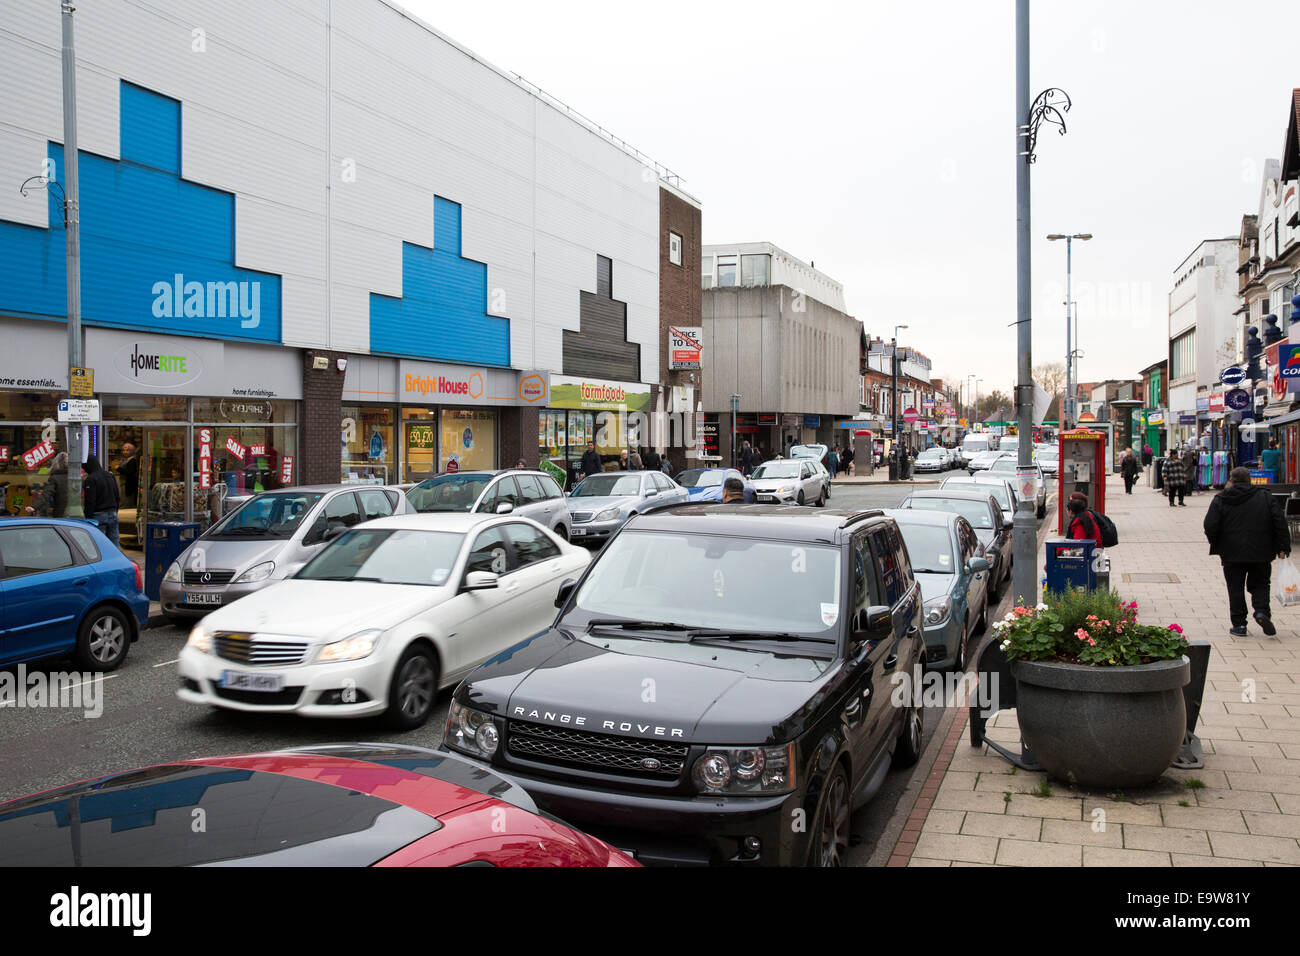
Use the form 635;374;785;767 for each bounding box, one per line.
1162;449;1186;507
1183;443;1200;495
1120;448;1139;495
825;446;840;479
629;447;643;470
1260;439;1283;480
1204;466;1291;636
841;444;855;477
82;456;122;548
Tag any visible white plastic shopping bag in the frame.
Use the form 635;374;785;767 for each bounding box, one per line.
1274;557;1300;608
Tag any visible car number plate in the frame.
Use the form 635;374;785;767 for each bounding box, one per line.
184;592;223;606
219;671;284;692
757;495;776;503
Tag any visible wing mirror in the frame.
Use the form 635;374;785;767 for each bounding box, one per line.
463;571;500;591
852;605;893;641
1002;518;1014;532
645;489;659;497
322;524;349;543
967;557;991;574
554;578;578;609
495;502;515;515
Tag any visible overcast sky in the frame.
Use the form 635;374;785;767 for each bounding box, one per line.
406;0;1296;402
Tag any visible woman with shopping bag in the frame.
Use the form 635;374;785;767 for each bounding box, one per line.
1204;467;1291;637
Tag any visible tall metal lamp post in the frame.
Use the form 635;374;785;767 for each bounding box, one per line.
891;325;909;478
1047;234;1092;429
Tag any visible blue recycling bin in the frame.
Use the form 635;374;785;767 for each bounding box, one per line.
1044;538;1099;594
145;521;200;601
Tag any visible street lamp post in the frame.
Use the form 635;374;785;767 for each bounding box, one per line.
730;393;741;468
892;325;908;476
62;2;84;517
1047;234;1092;428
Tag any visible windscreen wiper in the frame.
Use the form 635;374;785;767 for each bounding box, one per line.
586;618;694;631
686;629;836;645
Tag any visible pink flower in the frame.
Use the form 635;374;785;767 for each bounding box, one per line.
1168;623;1184;635
1088;637;1096;646
1075;629;1090;640
1101;620;1111;627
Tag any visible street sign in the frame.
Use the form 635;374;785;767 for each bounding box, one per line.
1224;388;1251;411
1220;366;1246;386
57;398;101;423
69;366;94;397
903;408;919;424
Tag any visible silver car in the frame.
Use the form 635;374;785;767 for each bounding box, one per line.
159;484;411;624
406;470;572;538
566;470;689;546
942;475;1019;528
750;458;826;506
985;455;1047;518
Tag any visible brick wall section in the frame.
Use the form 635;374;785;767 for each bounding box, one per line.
499;406;540;469
659;187;703;457
300;350;346;485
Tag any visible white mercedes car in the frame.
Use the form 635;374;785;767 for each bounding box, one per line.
177;513;590;729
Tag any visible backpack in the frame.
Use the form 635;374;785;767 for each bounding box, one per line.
1088;509;1119;547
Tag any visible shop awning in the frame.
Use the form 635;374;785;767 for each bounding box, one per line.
1262;407;1300;429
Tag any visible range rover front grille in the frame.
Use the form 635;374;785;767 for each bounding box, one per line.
507;719;689;779
215;633;310;666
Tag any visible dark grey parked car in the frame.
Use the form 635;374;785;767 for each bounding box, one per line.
896;489;1012;601
406;470;572;539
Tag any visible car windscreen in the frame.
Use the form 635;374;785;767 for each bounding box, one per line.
677;470;724;488
906;497;994;529
753;462;800;480
948;481;1011;510
206;492;324;540
917;449;945;459
987;458;1018;472
571;531;841;645
297;528;465;586
572;474;641;497
895;523;957;574
0;764;439;866
407;475;491;513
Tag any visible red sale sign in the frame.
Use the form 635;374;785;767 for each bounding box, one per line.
0;447;9;463
198;427;213;490
250;444;266;457
23;440;56;470
225;437;247;461
280;455;294;485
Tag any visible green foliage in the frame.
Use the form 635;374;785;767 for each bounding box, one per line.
1029;780;1053;798
1183;778;1205;790
996;588;1189;667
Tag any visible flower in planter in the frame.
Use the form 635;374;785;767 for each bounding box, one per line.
1001;588;1189;667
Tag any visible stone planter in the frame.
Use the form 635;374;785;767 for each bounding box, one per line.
1011;657;1190;789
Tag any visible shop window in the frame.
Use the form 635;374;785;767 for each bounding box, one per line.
0;392;62;423
342;405;396;484
717;256;738;287
102;395;188;422
440;409;497;473
191;398;297;424
403;408;438;481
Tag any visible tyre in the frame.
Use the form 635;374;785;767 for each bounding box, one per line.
974;597;988;636
806;765;850;867
74;605;131;672
797;491;805;506
816;489;826;508
892;697;924;768
951;620;969;673
824;483;831;501
555;524;569;542
383;644;439;730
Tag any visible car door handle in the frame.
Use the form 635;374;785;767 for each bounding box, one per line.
74;578;89;588
884;654;899;668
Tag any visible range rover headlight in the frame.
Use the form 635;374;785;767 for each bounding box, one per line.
445;700;499;759
594;507;621;522
186;624;213;654
692;744;796;795
924;598;950;626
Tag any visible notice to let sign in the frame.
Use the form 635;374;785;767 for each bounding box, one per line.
23;440;56;471
226;437;247;460
668;326;702;370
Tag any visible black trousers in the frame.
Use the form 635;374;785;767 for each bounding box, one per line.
1123;474;1135;494
1223;561;1272;627
1167;483;1185;505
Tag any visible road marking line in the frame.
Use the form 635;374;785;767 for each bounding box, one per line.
64;674;118;692
153;659;179;668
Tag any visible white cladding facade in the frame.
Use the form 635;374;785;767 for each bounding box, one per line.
1167;239;1239;431
0;0;663;380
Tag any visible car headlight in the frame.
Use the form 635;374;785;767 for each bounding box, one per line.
186;624;213;654
691;743;796;795
164;561;182;584
924;598;950;626
594;507;621;522
317;629;382;663
777;486;792;495
445;700;500;759
233;561;276;584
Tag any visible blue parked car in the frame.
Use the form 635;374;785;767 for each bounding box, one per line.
674;468;754;503
0;518;149;671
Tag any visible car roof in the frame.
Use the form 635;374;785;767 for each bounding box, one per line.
882;508;960;529
265;484;406;494
626;504;887;543
351;512;503;533
907;489;998;503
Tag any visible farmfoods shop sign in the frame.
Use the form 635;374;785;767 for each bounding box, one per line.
549;375;651;413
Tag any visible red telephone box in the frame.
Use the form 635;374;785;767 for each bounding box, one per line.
1057;428;1108;534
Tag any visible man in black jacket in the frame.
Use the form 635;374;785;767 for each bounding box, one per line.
82;457;122;548
579;442;603;480
1204;467;1290;636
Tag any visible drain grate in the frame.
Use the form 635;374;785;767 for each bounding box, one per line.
1122;573;1180;584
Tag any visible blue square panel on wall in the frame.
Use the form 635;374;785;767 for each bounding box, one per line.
369;196;510;366
0;81;280;344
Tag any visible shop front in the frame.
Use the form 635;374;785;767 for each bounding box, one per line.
0;320;302;546
342;356;549;484
541;375;652;484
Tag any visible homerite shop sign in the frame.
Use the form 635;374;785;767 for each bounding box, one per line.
23;440;56;470
668;326;703;370
198;428;213;490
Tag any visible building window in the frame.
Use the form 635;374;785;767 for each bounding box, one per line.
716;256;737;287
740;254;771;287
669;232;682;267
1170;329;1195;380
701;256;713;289
596;255;612;298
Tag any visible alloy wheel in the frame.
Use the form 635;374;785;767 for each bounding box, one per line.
89;615;126;663
397;655;435;719
817;773;850;867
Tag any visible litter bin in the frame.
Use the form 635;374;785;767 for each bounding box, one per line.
1044;538;1100;593
145;521;200;601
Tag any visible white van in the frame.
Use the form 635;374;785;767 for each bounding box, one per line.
960;434;997;463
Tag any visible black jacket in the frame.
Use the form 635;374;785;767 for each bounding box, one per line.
579;450;603;478
82;458;121;516
1204;483;1289;563
41;472;69;518
1120;455;1139;479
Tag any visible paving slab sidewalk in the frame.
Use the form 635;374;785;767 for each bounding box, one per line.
897;473;1300;867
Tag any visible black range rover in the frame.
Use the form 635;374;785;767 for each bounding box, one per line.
441;505;925;867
